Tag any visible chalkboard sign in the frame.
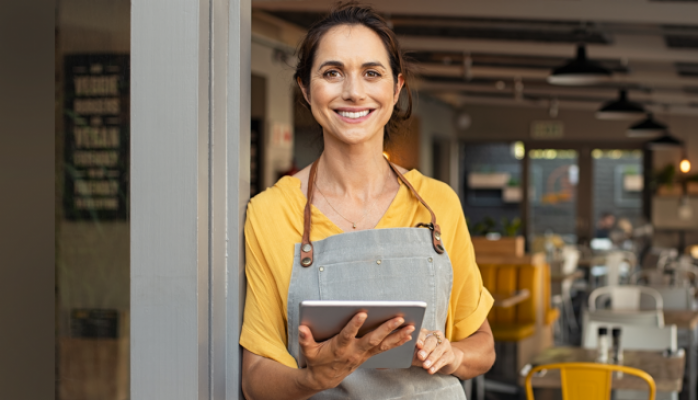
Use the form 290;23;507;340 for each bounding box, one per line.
70;309;119;339
63;54;129;220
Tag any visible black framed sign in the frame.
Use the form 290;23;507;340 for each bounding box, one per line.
63;54;129;220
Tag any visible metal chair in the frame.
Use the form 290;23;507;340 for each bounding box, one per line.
589;285;663;312
640;286;696;311
525;362;656;400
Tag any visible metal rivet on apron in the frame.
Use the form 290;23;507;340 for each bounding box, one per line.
302;243;311;253
376;260;381;265
319;266;324;272
436;244;445;252
301;257;312;266
428;257;433;263
435;232;441;241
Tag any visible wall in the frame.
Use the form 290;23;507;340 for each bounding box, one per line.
459;102;698;248
413;94;458;177
251;40;295;187
457;103;698;168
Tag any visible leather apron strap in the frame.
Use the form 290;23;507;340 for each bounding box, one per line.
300;158;445;268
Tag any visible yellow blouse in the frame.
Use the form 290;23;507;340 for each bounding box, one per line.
240;170;493;368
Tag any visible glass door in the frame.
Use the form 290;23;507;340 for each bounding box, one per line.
56;1;130;398
591;149;644;243
528;149;579;247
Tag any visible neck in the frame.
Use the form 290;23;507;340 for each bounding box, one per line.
317;133;395;200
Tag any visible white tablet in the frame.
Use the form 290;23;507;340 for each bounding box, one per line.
298;300;427;369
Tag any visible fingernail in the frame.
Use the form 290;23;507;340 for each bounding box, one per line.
430;367;436;373
406;326;415;334
424;360;432;368
419;351;426;359
407;335;412;341
298;330;305;339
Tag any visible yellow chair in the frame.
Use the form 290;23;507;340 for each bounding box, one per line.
524;362;656;400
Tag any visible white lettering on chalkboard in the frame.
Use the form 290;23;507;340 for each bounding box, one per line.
73;151;119;167
74;98;120;115
74;180;120;196
74;75;119;96
74;127;120;148
75;197;119;210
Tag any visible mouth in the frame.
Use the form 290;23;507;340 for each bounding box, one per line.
334;108;374;122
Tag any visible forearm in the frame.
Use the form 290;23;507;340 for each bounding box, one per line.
242;350;320;400
448;329;496;380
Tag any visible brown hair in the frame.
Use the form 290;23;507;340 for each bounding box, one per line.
294;2;413;142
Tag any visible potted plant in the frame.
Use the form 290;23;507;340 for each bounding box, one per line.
469;216;524;256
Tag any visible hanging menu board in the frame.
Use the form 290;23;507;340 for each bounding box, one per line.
63;54;129;220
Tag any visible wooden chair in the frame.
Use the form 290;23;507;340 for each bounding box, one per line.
525;362;656;400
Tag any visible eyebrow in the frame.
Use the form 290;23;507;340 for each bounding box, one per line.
317;60;387;70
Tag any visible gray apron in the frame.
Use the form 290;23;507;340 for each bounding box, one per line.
285;159;466;400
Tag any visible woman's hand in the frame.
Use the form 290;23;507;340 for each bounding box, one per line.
297;312;415;392
412;328;464;375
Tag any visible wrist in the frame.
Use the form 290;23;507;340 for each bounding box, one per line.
295;367;325;395
448;346;467;378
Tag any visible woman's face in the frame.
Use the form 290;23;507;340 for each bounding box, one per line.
300;24;404;147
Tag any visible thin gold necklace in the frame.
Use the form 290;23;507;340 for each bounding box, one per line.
315;185;368;229
314;164;397;229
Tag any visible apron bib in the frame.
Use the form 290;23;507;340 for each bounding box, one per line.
286;159;466;400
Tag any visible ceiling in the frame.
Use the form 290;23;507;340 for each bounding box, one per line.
252;0;698;116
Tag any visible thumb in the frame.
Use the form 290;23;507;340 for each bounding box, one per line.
298;325;318;355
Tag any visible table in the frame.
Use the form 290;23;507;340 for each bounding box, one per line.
527;346;685;393
665;310;698;400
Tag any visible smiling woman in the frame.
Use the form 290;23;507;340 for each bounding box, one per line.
240;3;495;400
294;6;412;145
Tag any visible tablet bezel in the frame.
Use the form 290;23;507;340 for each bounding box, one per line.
298;300;427;369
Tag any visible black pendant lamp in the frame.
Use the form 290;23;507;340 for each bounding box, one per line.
596;89;645;120
548;44;612;86
626;113;667;137
646;132;683;150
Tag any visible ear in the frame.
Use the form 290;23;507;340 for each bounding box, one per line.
393;73;405;106
297;76;311;105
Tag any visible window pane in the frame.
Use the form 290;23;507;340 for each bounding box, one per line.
56;1;130;398
528;149;578;244
460;142;523;237
592;149;644;241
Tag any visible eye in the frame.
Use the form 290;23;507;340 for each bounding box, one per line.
323;69;342;79
366;70;382;78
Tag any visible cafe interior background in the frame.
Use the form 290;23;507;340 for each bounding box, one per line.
56;0;698;398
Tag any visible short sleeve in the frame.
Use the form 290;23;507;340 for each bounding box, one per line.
240;202;298;368
445;208;494;342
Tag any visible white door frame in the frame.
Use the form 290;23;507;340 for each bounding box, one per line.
131;0;250;398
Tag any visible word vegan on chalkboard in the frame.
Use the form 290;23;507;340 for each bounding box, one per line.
63;54;129;220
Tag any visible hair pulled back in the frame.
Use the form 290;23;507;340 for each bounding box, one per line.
294;2;413;141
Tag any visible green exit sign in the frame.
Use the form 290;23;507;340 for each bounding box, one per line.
531;120;564;139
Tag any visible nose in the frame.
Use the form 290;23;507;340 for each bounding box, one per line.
342;73;366;102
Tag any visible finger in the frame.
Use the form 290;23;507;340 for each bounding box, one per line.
335;312;367;348
415;328;430;349
423;341;449;371
427;349;455;375
359;317;406;353
298;325;319;358
372;324;415;355
417;333;439;361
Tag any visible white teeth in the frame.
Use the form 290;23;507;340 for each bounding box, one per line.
338;110;370;119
